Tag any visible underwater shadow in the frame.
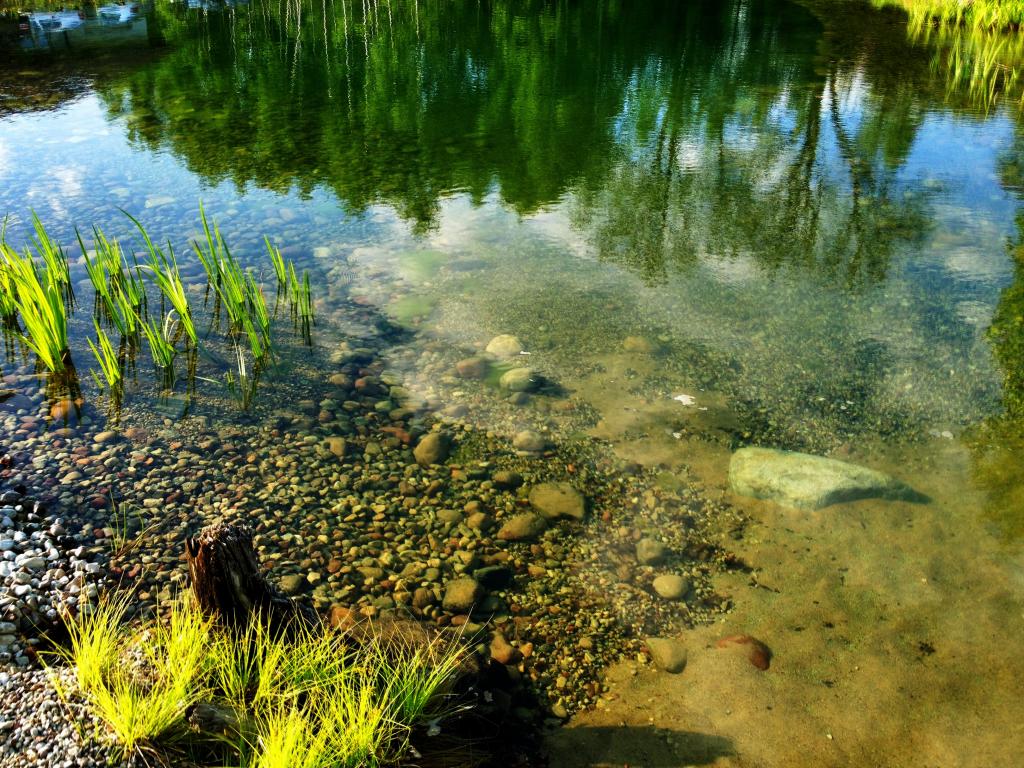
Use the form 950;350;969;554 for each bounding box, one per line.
547;724;734;767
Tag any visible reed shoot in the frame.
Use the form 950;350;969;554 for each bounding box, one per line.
87;320;122;390
138;311;178;374
0;242;70;372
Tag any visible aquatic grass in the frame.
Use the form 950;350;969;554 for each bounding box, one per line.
224;344;262;411
80;227;148;338
209;620;290;711
108;501;153;558
874;0;1024;32
128;213;197;345
139;311;178;376
877;0;1024;110
0;262;17;321
87;320;123;391
194;206;273;360
376;633;467;727
265;237;288;296
30;213;74;304
0;242;70;372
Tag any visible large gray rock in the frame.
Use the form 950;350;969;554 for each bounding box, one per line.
729;447;922;510
529;483;586;521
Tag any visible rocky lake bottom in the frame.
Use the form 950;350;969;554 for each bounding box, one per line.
1;224;1023;767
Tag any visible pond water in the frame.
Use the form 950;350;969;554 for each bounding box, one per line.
1;0;1023;765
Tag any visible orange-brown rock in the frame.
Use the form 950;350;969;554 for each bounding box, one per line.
715;634;772;670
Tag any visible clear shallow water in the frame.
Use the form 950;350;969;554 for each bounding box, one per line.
2;0;1024;760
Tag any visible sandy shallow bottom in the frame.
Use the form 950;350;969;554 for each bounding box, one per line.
547;354;1024;768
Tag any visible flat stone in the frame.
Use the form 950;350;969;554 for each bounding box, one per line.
497;513;547;541
278;573;308;596
492;470;523;490
325;437;348;458
646;637;688;673
485;334;524;358
442;577;484;613
728;447;922;510
529;482;586;521
490;631;521;665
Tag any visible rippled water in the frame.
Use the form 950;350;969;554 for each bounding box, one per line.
2;0;1024;763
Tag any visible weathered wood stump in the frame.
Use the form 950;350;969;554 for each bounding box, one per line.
185;522;317;634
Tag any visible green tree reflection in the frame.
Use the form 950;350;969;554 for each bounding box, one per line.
85;0;958;287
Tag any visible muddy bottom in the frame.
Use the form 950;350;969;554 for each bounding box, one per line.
546;430;1024;767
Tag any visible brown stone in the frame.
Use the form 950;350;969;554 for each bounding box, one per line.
455;356;490;379
715;634;773;670
489;631;521;665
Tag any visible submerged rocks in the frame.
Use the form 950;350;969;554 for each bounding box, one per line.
512;430;547;454
499;368;536;392
413;432;451;467
635;538;668;566
529;482;586;521
485;334;524;358
646;637;688;673
491;470;523;490
728;447;922;510
442;577;484;613
715;634;772;671
455;357;490;379
497;513;547;541
652;574;690;600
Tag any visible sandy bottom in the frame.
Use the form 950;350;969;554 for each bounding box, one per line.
547;354;1024;767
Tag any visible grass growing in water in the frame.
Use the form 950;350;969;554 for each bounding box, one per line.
129;214;198;345
0;239;70;372
48;592;467;767
138;311;178;378
87;320;123;391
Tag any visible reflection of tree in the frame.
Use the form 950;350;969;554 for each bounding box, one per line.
571;0;936;287
86;0;990;287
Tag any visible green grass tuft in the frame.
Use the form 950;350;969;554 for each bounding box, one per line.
49;589;468;766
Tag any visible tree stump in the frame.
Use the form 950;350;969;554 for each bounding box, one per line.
185;522;317;634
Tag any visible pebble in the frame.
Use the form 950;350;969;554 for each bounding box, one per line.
413;432;451;466
652;574;690;600
512;430;547;454
499;368;536;392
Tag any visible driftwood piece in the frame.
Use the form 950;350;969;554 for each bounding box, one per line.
185;522;317;633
